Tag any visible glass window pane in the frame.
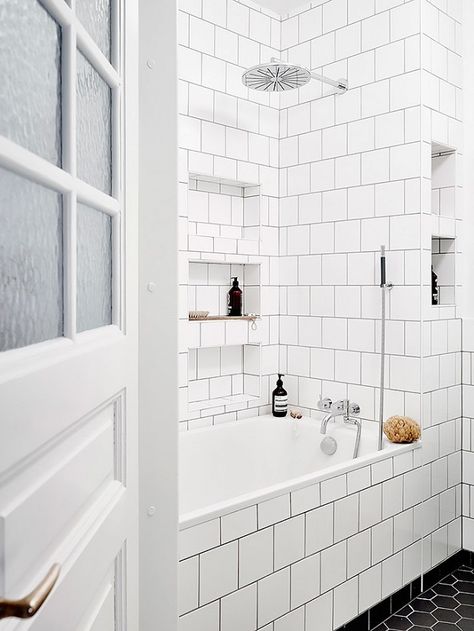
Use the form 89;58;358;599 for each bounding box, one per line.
77;203;113;332
76;0;111;60
0;168;63;351
0;0;62;165
76;52;112;195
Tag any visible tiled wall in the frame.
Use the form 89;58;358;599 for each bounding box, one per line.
419;0;463;572
178;0;282;428
179;447;429;631
462;323;474;549
177;0;466;625
278;0;424;429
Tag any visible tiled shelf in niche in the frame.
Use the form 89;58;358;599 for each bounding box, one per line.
188;259;261;320
187;343;261;413
432;237;456;308
431;142;457;237
188;173;261;256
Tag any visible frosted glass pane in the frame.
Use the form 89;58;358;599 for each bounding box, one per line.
76;0;111;60
0;168;63;351
0;0;62;165
77;203;112;332
77;52;112;195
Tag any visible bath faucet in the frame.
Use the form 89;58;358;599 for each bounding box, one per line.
318;398;348;434
317;397;362;458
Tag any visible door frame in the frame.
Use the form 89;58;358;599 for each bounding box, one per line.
138;1;179;630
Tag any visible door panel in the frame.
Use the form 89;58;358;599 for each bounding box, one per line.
0;0;138;628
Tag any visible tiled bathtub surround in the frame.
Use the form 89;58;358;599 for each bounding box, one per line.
179;439;426;630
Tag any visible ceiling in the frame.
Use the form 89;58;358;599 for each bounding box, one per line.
256;0;308;15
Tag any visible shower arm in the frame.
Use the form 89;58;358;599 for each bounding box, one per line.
270;58;348;93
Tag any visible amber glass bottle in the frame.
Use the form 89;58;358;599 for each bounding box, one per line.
228;277;242;316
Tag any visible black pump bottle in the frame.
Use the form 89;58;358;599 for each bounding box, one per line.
228;277;242;316
272;374;288;417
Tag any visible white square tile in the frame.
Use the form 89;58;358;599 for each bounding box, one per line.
333;577;359;628
360;484;382;530
180;520;220;560
221;584;257;631
291;484;321;515
291;554;321;609
274;607;305;631
320;541;347;592
334;494;359;541
179;557;199;615
347;530;371;578
257;568;290;627
180;601;219;631
222;506;257;543
359;564;382;612
372;518;394;564
274;516;305;569
305;591;333;631
306;504;334;554
239;527;274;587
200;541;238;604
259;494;291;528
381;552;403;599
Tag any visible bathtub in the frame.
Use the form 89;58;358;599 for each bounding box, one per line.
178;414;422;630
180;413;420;527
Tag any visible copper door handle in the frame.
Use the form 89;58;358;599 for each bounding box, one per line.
0;564;60;619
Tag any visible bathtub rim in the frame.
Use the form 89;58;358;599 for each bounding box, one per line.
179;416;421;530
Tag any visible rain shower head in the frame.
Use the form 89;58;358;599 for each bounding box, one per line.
242;58;348;94
242;61;311;92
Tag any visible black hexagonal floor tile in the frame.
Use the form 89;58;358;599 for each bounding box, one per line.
385;615;412;630
433;584;458;597
432;624;459;631
456;582;474;594
432;608;460;623
440;575;457;585
456;592;474;606
432;596;459;609
372;564;474;631
453;570;473;582
408;611;437;627
456;604;474;619
411;598;437;613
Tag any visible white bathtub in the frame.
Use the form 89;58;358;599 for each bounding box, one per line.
179;414;420;527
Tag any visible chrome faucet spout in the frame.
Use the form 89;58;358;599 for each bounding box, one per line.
320;413;334;435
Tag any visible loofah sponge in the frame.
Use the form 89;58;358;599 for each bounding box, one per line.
384;416;421;444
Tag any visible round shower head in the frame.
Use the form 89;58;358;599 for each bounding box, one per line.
242;61;311;92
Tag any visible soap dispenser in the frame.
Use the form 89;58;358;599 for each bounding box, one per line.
228;277;242;316
272;374;288;418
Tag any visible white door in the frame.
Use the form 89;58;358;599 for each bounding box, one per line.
0;0;138;629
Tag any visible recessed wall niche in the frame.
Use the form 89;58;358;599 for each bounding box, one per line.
432;237;456;307
188;174;261;256
188;260;260;319
187;344;261;412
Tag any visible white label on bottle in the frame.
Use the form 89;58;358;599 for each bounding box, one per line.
274;395;288;410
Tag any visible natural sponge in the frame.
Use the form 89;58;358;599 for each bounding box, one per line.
384;416;421;443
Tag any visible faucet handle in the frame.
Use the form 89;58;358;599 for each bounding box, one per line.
349;402;360;415
331;400;346;413
318;396;332;411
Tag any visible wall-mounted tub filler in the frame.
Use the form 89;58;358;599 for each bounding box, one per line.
317;397;361;459
242;57;348;93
